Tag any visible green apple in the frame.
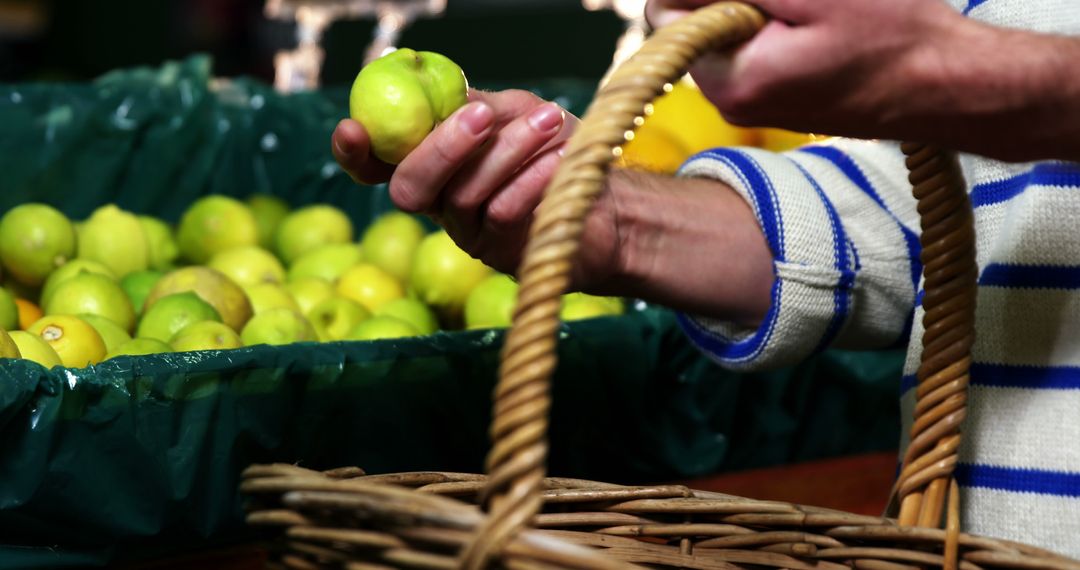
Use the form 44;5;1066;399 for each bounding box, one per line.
137;291;223;343
44;272;136;333
77;204;150;278
144;266;253;333
464;273;519;330
177;195;259;264
0;328;20;359
287;243;364;284
40;259;116;309
308;296;371;342
240;308;316;346
78;313;133;353
350;48;469;165
170;320;243;353
105;337;174;360
138;215;180;271
374;297;438;336
409;230;493;328
346;315;419;342
275;205;353;265
285;277;336;316
360;211;427;283
209;246;286;288
120;269;164;315
0;286;18;331
245;283;302;315
9;330;60;367
246;194;290;250
0;203;77;286
336;263;405;313
560;293;625;322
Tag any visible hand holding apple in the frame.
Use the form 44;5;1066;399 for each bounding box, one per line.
349;48;469;165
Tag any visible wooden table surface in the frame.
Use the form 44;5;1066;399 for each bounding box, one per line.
118;451;899;569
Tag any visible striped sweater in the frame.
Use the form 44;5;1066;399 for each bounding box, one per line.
675;0;1080;556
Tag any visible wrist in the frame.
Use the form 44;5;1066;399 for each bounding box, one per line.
901;17;1080;161
588;167;775;328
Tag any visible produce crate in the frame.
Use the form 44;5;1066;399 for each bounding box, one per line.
0;55;904;568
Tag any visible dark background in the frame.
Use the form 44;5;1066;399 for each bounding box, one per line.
0;0;627;86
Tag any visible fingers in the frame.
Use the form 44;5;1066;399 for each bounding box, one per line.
331;119;395;185
644;0;814;31
644;0;713;29
386;89;558;213
441;102;569;243
387;101;496;213
483;146;564;236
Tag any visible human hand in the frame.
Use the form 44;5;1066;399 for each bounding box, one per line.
332;89;623;290
644;0;975;142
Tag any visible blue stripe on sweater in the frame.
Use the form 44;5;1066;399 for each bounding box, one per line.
962;0;989;15
980;263;1080;290
969;163;1080;208
799;145;923;295
969;363;1080;390
695;149;786;259
788;159;854;352
956;463;1080;497
901;363;1080;396
900;373;916;394
675;149;784;362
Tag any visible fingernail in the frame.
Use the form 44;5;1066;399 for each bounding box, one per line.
528;103;564;133
460;103;494;136
334;137;351;158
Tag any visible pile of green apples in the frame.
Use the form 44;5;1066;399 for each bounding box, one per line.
0;48;627;370
0;195;624;370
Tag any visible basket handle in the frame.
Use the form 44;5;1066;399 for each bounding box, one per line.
459;3;976;569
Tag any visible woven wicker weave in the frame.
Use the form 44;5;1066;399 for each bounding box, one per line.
242;3;1080;569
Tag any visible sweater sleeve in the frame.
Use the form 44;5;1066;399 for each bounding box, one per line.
674;138;923;371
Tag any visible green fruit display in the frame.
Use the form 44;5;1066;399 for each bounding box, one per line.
45;273;136;333
177;195;258;264
144;266;253;332
308;297;371;342
9;330;60;367
375;297;438;336
287;243;364;284
360;211;426;283
247;194;290;250
409;230;493;327
170;321;243;353
275;205;353;264
40;259;117;309
240;308;316;346
120;270;164;315
0;328;20;359
0;203;77;286
77;204;150;278
138;216;180;271
106;338;174;359
0;287;18;331
464;273;519;330
346;315;419;341
137;292;223;343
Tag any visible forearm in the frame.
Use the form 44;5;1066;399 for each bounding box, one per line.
897;20;1080;162
587;168;775;327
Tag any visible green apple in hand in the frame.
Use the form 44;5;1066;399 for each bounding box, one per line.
349;48;469;165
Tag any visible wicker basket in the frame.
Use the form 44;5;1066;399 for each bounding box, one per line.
241;3;1080;569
